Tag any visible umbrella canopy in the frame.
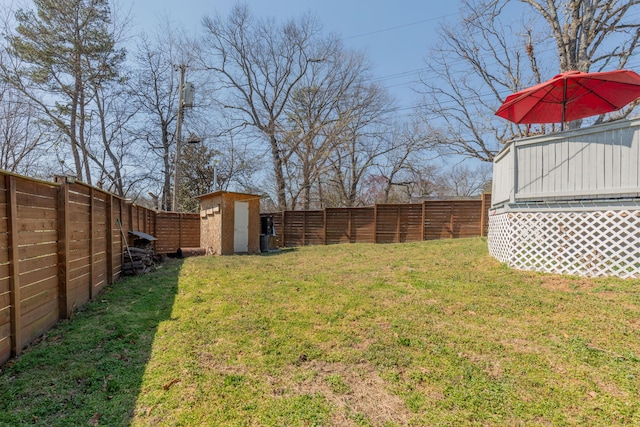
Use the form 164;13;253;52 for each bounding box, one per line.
495;70;640;129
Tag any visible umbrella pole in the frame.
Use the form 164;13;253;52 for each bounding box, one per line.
561;78;567;131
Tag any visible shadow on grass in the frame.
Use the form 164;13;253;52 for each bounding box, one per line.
258;247;298;256
0;260;183;426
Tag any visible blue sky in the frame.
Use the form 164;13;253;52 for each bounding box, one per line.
127;0;463;113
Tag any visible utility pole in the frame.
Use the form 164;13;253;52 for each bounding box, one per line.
172;64;186;212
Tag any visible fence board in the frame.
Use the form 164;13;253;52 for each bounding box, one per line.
0;299;9;364
16;230;58;246
14;179;56;199
16;192;57;210
15;205;57;221
17;218;57;232
7;175;21;359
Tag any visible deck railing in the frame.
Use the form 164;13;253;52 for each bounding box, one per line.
492;118;640;208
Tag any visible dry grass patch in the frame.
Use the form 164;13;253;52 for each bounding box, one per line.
287;360;412;427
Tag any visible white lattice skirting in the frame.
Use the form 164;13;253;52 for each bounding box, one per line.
488;210;640;279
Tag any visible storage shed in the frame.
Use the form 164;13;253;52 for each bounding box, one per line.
196;191;261;255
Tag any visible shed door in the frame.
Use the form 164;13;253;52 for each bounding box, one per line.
234;201;249;253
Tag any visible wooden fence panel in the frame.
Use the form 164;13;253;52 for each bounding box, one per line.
282;210;325;246
424;201;455;240
0;177;9;365
351;208;375;243
111;197;123;280
399;204;424;243
67;184;91;311
283;211;305;247
155;213;176;253
14;176;59;352
272;212;284;248
451;200;483;238
92;190;110;295
155;212;200;253
325;209;350;244
304;211;324;246
180;214;201;249
375;204;423;243
375;205;399;244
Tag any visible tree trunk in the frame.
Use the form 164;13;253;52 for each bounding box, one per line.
269;133;287;210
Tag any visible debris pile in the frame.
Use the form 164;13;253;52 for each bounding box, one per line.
123;230;158;276
124;247;154;275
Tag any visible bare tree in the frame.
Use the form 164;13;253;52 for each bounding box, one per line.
519;0;640;72
418;0;640;162
0;78;47;174
371;123;437;204
129;26;185;210
281;48;375;210
324;82;396;207
436;162;492;198
200;4;334;210
85;74;145;197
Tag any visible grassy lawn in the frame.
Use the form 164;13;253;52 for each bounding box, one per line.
1;238;639;426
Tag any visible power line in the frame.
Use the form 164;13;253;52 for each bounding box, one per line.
341;14;457;41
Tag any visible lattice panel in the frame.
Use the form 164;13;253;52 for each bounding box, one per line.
488;213;512;263
488;210;640;279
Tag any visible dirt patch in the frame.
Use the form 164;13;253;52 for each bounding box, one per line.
289;360;413;427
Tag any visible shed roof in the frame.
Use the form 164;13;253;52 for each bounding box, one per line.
195;190;264;200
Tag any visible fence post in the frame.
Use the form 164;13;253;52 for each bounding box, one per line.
373;205;378;244
106;195;114;284
117;198;123;275
449;202;455;238
56;177;70;320
281;211;286;248
89;188;95;300
6;175;22;357
421;202;426;241
323;209;327;245
302;212;307;246
179;213;183;249
395;206;401;243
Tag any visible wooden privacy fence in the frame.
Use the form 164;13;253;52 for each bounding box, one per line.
0;172;199;365
266;194;491;247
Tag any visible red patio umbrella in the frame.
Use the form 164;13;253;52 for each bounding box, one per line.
495;69;640;130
